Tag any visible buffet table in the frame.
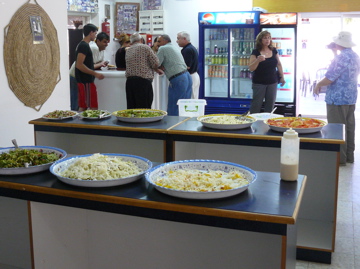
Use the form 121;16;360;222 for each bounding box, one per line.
28;116;344;264
0;168;306;269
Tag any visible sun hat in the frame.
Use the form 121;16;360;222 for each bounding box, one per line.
333;31;356;48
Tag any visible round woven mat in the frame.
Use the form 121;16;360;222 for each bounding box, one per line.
3;1;61;111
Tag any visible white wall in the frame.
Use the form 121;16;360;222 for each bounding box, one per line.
0;0;253;147
105;0;253;65
0;0;69;147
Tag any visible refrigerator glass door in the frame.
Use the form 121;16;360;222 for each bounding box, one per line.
230;27;255;99
203;27;229;98
262;27;295;103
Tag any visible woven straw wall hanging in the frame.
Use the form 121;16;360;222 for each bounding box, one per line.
4;0;61;111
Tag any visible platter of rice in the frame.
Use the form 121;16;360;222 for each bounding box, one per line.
50;153;152;187
197;114;256;130
145;160;256;199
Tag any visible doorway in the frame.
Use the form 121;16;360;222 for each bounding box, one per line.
297;13;360;118
297;14;341;118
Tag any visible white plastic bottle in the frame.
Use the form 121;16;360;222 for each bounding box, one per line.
280;128;299;181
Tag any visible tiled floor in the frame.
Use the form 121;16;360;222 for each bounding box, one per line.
295;94;360;268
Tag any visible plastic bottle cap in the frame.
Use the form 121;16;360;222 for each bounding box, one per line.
283;128;298;139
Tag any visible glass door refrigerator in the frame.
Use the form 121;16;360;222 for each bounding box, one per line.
260;13;298;116
198;11;261;114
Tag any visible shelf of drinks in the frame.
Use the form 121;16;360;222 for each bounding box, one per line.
232;77;251;80
205;77;229;79
205;77;252;80
204;60;251;66
232;53;252;56
205;39;228;42
232;38;256;42
205;55;229;59
205;63;228;66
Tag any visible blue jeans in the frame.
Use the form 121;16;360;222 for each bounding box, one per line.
167;72;192;116
70;76;78;110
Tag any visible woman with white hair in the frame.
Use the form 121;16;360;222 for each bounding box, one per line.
314;31;360;165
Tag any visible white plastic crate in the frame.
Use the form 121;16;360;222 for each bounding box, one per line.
177;99;207;117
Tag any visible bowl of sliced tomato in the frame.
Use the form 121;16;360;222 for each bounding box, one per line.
265;117;327;133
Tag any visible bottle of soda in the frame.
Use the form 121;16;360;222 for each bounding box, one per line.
214;45;218;54
240;69;245;78
211;55;216;64
240;28;244;40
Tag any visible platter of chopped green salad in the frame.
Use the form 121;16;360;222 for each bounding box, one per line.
79;110;111;120
112;109;167;123
0;146;66;175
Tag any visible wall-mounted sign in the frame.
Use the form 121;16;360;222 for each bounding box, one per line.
30;16;44;44
198;11;260;25
143;0;162;10
67;0;98;13
260;13;297;25
115;2;140;35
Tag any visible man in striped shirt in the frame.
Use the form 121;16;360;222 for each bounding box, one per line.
125;33;163;109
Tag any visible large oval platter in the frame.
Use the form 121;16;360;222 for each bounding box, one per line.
265;117;327;133
0;146;66;175
197;114;256;130
42;110;78;120
79;110;111;120
146;160;256;199
113;109;167;123
50;153;152;187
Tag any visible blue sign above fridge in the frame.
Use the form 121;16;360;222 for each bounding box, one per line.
199;11;260;25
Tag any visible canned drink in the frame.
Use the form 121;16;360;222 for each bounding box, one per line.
206;48;210;54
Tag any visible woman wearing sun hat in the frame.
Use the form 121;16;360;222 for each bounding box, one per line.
314;31;360;165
